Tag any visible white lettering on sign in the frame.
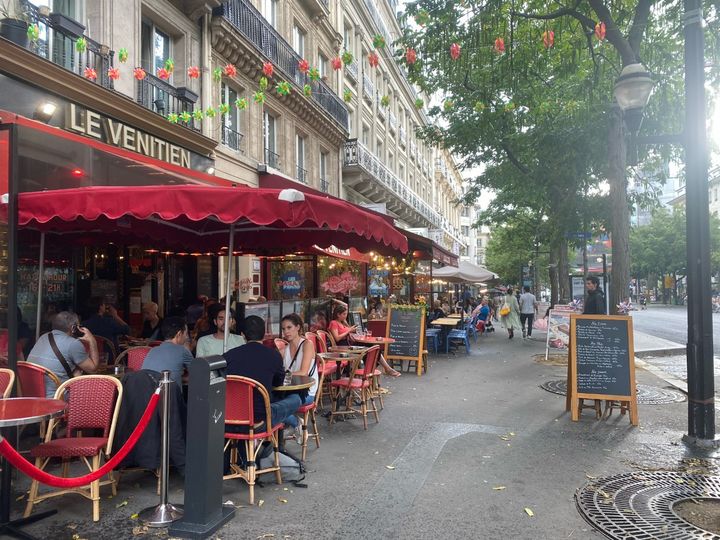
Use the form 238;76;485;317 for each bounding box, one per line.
66;103;192;168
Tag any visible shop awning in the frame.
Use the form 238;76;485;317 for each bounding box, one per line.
404;229;459;267
5;185;408;255
432;260;499;283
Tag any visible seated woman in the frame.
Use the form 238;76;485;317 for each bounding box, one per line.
329;305;400;377
278;314;317;442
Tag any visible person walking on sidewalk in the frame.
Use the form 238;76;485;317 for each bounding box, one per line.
500;288;522;339
519;286;538;339
583;276;607;315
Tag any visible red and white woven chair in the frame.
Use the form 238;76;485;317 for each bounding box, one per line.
0;367;14;398
223;375;283;505
24;375;123;522
329;345;381;430
115;346;151;372
16;361;61;398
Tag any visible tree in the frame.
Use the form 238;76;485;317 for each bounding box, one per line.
397;0;710;312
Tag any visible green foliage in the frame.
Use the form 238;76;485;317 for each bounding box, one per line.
630;208;720;278
484;216;549;284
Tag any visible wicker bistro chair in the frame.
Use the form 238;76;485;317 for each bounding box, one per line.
316;329;336;349
312;331;338;410
0;368;15;398
24;375;123;522
223;375;283;505
115;346;151;372
16;362;62;440
329;346;380;430
294;356;326;461
305;332;336;380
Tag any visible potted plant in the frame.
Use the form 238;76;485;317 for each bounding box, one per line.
0;0;30;48
48;11;84;38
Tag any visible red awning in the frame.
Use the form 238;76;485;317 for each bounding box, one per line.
7;185;408;255
404;229;459;267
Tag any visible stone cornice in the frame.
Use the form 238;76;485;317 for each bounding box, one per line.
210;18;348;147
0;38;218;157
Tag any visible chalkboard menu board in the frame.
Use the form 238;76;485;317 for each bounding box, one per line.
385;306;425;375
569;315;637;425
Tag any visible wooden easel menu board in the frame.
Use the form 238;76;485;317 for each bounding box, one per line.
385;305;426;376
569;314;638;425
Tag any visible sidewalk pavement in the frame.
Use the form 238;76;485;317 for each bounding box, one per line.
633;330;686;358
17;330;713;540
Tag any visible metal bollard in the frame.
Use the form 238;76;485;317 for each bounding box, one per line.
139;370;183;527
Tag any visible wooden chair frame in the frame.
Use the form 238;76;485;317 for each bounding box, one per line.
24;375;123;522
297;357;326;461
0;368;14;398
94;335;117;365
329;347;380;430
223;375;282;505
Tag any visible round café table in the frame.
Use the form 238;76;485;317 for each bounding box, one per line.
272;374;314;393
350;335;396;346
0;398;67;540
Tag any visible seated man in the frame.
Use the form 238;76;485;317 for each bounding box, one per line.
224;315;301;431
27;311;99;397
141;317;193;387
195;305;245;358
82;296;130;352
140;302;163;341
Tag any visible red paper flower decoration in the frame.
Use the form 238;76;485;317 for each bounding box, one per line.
542;30;554;49
368;52;379;68
494;37;505;53
262;62;274;78
331;56;343;71
157;67;170;80
298;59;310;74
595;21;606;41
450;43;461;61
187;66;200;79
405;48;417;65
107;67;120;81
84;67;97;80
133;67;146;80
223;63;237;78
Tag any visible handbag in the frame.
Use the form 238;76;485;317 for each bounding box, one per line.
499;304;511;316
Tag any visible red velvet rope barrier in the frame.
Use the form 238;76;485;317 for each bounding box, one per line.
0;388;161;488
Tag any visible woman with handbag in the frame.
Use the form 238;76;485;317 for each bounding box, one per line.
500;288;522;339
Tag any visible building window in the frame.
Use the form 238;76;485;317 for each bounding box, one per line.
293;25;306;57
319;152;329;192
263;111;278;168
261;0;278;26
343;25;353;55
318;52;328;78
461;226;470;237
362;125;370;146
220;83;242;152
296;134;306;183
141;19;170;77
376;139;383;159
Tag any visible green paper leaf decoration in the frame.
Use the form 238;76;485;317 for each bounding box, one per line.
192;109;204;121
259;76;268;91
254;91;266;104
164;58;175;73
179;111;192;123
235;97;249;110
309;67;320;82
276;81;291;96
342;51;354;65
380;95;390;108
373;34;385;49
414;98;424;109
27;24;39;42
303;84;312;97
212;68;222;82
167;113;179;123
205;107;217;118
343;89;352;103
118;48;128;63
219;103;230;115
75;37;87;53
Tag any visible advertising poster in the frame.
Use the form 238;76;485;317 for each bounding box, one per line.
545;305;576;360
368;269;389;297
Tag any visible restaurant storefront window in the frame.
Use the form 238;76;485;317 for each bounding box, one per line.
269;256;314;300
0;127;11;364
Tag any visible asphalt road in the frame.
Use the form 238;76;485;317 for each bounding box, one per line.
630;304;720;355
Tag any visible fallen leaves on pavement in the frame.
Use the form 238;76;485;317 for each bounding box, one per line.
524;507;534;517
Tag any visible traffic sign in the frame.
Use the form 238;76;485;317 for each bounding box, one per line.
565;232;592;240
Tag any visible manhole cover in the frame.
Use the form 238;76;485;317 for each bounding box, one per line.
539;380;686;404
576;471;720;539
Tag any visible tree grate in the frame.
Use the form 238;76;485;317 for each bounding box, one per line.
539;380;686;404
576;471;720;539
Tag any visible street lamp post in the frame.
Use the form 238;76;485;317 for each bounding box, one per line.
613;7;715;444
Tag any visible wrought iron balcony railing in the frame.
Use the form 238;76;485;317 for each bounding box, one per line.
320;177;329;193
265;147;280;169
136;73;199;129
346;60;358;81
21;2;114;89
362;74;374;102
221;125;244;152
296;165;307;184
216;0;348;130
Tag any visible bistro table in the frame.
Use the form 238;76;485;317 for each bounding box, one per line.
431;318;463;353
350;335;396;346
0;398;67;540
272;374;314;393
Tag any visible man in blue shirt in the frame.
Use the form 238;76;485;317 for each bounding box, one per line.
82;297;130;353
141;317;193;387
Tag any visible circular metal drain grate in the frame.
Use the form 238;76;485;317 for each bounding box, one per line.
539;380;686;404
576;471;720;539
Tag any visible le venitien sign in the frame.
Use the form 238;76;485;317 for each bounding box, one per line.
65;103;191;168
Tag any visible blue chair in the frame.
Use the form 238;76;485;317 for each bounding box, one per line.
446;327;470;354
465;318;479;343
425;328;440;354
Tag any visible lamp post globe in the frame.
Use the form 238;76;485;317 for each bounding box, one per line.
613;63;655;134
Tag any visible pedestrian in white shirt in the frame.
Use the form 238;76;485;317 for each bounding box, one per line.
519;286;538;339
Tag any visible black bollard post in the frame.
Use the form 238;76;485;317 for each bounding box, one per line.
169;356;235;539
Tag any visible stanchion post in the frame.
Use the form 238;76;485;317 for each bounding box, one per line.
139;370;183;527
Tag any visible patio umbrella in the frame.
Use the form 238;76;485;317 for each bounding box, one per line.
433;260;499;283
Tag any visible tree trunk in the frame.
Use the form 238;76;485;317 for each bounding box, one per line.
559;239;570;302
607;105;630;315
549;243;559;305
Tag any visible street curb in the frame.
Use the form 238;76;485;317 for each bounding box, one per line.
635;346;687;358
634;357;688;393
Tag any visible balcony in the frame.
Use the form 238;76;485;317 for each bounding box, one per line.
410;141;417;158
298;0;329;17
265;148;280;169
343;139;445;230
215;0;348;131
20;3;114;89
399;127;406;147
221;125;244;152
296;165;308;184
362;74;374;102
320;177;329;193
346;60;358;82
136;74;199;129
